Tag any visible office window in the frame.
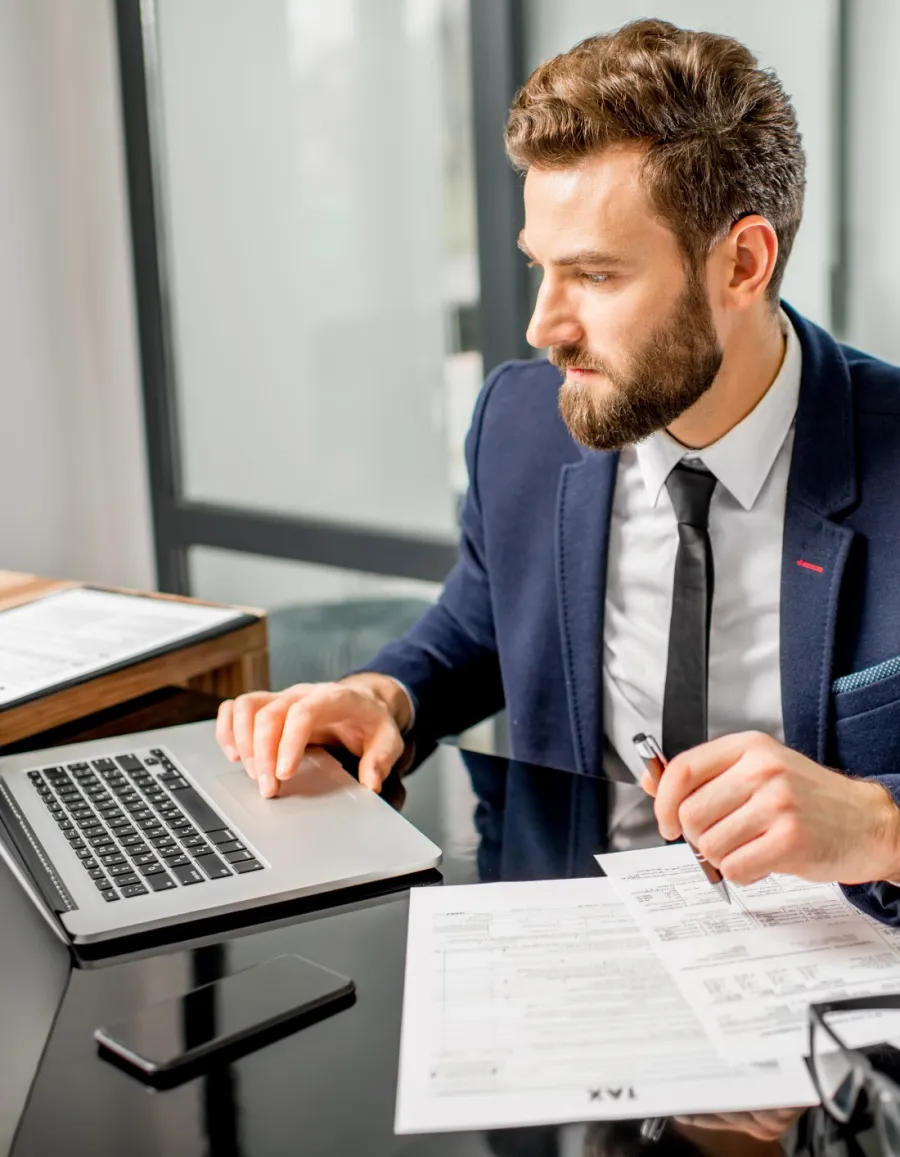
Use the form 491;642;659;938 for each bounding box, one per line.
152;0;482;539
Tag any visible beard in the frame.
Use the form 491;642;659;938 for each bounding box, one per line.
551;272;723;452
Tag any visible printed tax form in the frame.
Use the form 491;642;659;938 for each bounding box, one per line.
597;843;900;1062
395;877;816;1134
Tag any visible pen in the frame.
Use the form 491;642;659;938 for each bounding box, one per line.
632;732;732;905
640;1117;666;1142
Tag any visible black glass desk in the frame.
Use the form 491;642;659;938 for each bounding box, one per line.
1;741;892;1157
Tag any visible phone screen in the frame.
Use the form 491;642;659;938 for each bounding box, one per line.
96;954;353;1073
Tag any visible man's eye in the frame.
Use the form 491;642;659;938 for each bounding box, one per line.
582;272;609;285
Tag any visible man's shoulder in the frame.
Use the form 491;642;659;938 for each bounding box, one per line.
482;357;564;406
478;357;574;442
468;357;583;478
840;342;900;416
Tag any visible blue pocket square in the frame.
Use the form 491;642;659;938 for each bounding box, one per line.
833;656;900;693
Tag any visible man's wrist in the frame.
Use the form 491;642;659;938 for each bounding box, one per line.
865;781;900;884
339;672;414;734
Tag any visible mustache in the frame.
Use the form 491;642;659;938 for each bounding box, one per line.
548;344;608;374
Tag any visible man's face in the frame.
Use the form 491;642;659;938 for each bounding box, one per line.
521;146;723;451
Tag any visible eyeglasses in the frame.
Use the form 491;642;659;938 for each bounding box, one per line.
809;996;900;1154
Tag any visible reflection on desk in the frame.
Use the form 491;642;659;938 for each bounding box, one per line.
3;740;898;1156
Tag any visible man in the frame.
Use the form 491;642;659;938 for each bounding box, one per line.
216;20;900;923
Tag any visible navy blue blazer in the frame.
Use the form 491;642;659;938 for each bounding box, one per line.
369;304;900;922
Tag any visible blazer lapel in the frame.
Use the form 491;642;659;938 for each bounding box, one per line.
780;305;858;763
556;448;619;775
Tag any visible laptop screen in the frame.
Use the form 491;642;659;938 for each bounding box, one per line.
0;854;71;1156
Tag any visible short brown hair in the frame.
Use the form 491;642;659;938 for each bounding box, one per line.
505;19;805;302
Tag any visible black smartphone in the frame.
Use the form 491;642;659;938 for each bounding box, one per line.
94;954;354;1086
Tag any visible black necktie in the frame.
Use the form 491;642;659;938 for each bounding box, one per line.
662;461;717;760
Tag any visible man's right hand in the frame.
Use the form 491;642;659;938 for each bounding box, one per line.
215;673;412;798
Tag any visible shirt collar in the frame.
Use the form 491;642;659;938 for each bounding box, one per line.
635;310;802;512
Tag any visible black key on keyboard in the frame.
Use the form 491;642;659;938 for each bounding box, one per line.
164;783;226;833
132;852;158;867
224;849;255;864
74;848;93;860
162;852;190;867
171;863;204;886
109;862;137;877
92;759;116;772
101;890;120;902
119;834;144;848
147;873;176;892
150;836;177;850
232;858;264;874
138;862;165;877
100;853;126;867
214;840;245;854
63;829;82;843
197;855;231;880
95;877;113;891
88;867;105;880
116;873;141;888
180;835;206;849
120;883;148;898
116;754;143;773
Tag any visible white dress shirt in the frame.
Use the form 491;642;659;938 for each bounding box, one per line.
605;312;802;848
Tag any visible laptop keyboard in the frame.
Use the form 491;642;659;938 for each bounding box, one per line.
26;748;264;902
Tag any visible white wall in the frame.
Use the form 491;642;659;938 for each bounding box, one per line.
0;0;154;590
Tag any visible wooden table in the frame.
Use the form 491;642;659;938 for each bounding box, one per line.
0;571;269;751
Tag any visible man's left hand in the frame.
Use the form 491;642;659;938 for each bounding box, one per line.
640;731;900;886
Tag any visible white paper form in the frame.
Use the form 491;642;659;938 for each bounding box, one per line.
597;844;900;1062
0;588;246;708
395;877;816;1134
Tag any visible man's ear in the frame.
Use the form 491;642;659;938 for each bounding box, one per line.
718;214;779;311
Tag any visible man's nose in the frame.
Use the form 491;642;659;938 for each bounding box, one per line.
526;280;583;350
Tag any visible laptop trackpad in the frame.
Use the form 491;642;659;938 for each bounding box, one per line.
216;749;360;828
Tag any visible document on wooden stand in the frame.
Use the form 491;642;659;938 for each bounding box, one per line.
0;587;252;710
395;877;817;1135
597;844;900;1062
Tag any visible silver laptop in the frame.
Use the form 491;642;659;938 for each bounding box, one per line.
0;720;441;946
